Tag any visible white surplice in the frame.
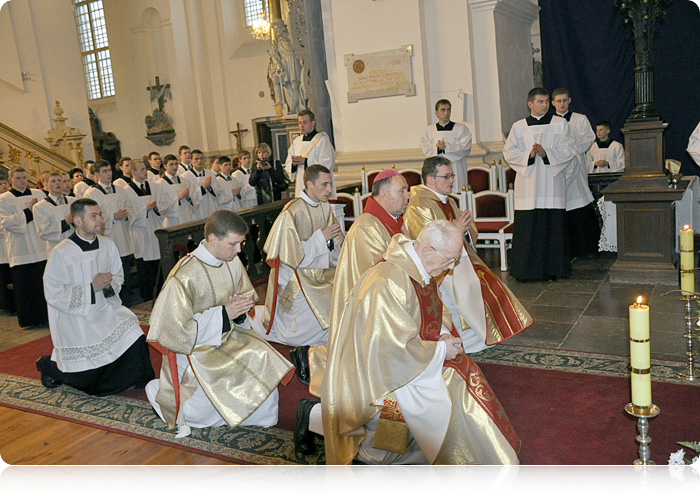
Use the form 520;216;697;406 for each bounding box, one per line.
231;168;257;209
85;183;134;257
558;112;596;211
0;188;48;267
155;174;195;228
73;180;92;199
124;181;162;261
587;140;625;173
503;115;577;210
33;195;77;253
43;234;143;373
688;121;700;167
283;132;336;199
182;169;221;221
214;173;242;211
420;121;472;193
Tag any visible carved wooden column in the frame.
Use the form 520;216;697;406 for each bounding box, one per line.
601;0;681;285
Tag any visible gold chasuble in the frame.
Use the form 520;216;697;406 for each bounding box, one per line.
405;185;532;345
263;197;344;332
322;235;520;465
147;254;293;430
308;198;409;397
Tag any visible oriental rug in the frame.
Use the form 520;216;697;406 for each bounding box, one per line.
1;336;698;465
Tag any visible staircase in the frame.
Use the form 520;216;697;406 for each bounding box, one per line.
0;121;77;186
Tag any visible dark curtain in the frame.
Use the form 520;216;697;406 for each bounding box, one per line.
539;0;700;175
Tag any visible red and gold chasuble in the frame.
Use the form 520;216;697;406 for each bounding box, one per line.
410;276;520;454
437;200;531;342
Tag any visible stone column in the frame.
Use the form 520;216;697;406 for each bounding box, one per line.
287;0;333;142
468;0;539;157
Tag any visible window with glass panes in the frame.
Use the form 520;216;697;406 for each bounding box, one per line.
74;0;115;100
243;0;266;27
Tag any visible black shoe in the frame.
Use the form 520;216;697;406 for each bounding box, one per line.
35;356;61;389
294;398;319;455
289;346;310;385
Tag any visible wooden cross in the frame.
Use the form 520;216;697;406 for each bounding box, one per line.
229;122;248;153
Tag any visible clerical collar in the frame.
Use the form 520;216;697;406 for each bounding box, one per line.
302;129;318;141
69;231;99;251
556;111;572;122
404;241;431;285
436;121;455;131
300;189;322;206
595;138;612;149
526;113;553;126
9;188;31;197
422;184;449;204
193;240;224;267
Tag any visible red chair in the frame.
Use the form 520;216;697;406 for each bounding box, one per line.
467;187;515;272
400;168;422;189
467;165;495;193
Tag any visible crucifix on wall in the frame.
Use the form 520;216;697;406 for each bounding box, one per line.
229;122;248;153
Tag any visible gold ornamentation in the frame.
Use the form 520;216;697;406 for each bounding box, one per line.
8;145;20;164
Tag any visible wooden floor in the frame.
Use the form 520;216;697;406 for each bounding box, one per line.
0;406;230;465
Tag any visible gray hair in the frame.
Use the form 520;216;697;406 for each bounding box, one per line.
416;219;462;248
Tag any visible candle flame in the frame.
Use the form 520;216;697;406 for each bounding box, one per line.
684;225;690;230
636;296;643;305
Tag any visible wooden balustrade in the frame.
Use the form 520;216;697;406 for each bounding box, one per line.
155;182;362;285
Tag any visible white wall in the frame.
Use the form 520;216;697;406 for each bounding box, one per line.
89;0;276;160
0;0;94;160
322;0;434;153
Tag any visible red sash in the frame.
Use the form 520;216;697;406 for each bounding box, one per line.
363;196;405;236
437;199;529;342
410;277;520;453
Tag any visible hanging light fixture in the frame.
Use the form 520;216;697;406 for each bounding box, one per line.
251;8;270;41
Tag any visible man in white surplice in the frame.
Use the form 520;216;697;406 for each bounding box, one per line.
155;154;194;228
182;149;222;221
124;161;163;302
36;198;154;396
85;160;136;306
33;171;76;254
420;99;472;193
284;109;336;199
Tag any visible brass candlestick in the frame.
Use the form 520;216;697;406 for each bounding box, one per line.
625;403;660;465
679;293;699;381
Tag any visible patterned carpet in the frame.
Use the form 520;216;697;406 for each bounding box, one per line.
1;339;695;465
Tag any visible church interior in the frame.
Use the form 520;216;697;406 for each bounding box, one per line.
1;0;700;470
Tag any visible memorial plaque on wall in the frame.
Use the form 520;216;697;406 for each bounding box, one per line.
344;45;416;103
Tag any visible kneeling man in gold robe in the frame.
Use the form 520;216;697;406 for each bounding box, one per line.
301;169;410;395
405;156;532;351
297;220;520;464
146;210;293;438
257;165;343;347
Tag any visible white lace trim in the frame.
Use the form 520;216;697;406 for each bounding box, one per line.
68;285;83;314
597;197;617;252
55;317;140;363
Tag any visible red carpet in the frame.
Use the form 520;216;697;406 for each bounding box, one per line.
1;334;698;465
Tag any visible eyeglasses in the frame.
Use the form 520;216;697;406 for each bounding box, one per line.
434;173;455;180
431;246;460;265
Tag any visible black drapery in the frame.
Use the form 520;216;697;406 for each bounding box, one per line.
539;0;700;175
